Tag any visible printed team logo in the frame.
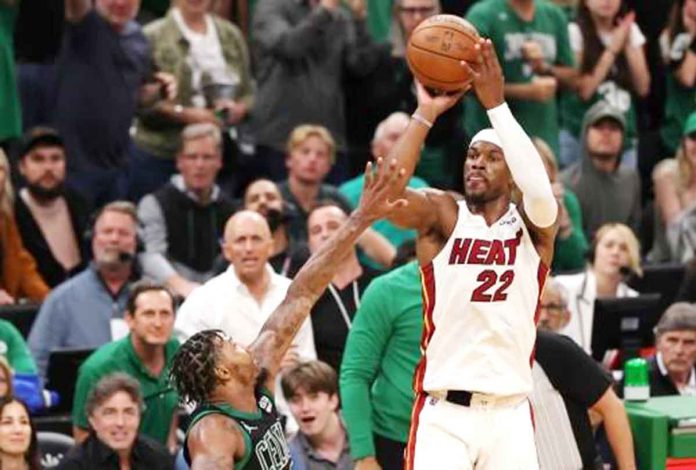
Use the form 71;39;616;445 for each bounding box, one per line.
255;422;290;470
259;396;273;414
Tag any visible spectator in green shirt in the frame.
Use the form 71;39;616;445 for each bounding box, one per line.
340;258;422;470
465;0;577;158
0;319;36;375
72;282;180;450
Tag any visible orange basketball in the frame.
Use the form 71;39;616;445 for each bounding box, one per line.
406;15;481;93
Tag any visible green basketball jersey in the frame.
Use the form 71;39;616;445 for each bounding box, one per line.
184;390;291;469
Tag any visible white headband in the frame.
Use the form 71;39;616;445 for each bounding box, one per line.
469;128;503;150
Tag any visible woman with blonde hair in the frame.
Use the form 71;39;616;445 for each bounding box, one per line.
652;112;696;262
0;149;48;304
556;223;641;353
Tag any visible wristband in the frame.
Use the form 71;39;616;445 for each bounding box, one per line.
411;112;433;129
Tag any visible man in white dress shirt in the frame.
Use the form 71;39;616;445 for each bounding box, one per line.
174;210;315;360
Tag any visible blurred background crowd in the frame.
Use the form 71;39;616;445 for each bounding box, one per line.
0;0;694;468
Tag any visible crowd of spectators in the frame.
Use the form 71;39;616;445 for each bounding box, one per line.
0;0;694;468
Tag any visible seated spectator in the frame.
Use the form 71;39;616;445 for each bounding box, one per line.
174;210;315;357
53;0;166;208
280;125;353;242
532;279;636;469
0;398;40;470
72;282;179;448
59;373;173;469
561;101;642;241
465;0;577;158
282;361;352;470
659;0;696;157
28;201;141;379
14;127;89;288
652;112;696;263
138;124;236;298
280;125;394;267
306;202;380;373
131;0;254;200
648;302;696;396
243;178;304;277
0;320;36;375
532;137;588;272
340;112;429;270
251;0;379;183
556;223;640;353
0;149;49;305
558;0;650;169
340;258;422;470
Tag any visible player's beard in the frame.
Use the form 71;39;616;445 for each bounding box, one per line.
265;208;286;233
26;181;65;202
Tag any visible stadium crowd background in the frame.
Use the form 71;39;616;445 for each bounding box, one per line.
0;0;695;468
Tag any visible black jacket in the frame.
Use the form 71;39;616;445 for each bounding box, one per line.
14;189;90;288
57;434;173;469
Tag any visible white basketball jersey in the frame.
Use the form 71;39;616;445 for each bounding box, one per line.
414;201;548;396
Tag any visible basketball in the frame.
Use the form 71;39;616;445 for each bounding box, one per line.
406;15;481;93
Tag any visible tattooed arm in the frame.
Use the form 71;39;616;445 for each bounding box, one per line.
251;159;406;389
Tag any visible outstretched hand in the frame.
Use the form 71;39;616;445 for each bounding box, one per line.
355;158;408;224
468;38;505;110
415;81;470;122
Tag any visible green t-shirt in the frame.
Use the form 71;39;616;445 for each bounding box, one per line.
553;189;588;273
367;0;394;43
340;261;423;459
72;335;180;444
465;0;575;157
0;4;21;142
0;320;37;374
339;174;429;269
661;73;696;155
559;22;640;141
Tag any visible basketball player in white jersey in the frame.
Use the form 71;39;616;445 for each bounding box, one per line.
385;39;560;469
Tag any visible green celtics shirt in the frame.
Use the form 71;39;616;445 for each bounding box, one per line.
72;335;180;444
465;0;574;157
184;390;291;469
560;22;645;142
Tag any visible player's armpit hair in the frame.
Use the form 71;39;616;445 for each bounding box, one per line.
170;329;225;404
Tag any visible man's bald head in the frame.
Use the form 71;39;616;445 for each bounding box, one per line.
223;211;274;283
371;112;410;159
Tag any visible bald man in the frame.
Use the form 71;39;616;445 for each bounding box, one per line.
174;210;316;359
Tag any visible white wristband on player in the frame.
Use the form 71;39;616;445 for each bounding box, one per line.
411;113;433;129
